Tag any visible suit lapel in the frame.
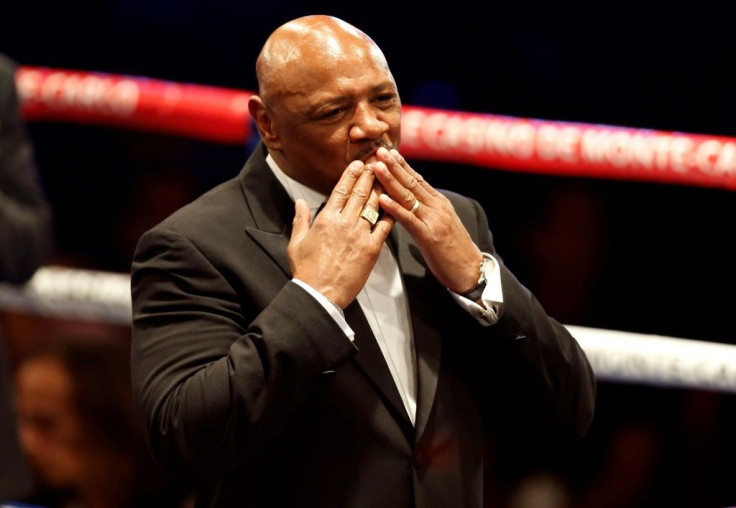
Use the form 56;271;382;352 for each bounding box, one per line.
240;144;294;277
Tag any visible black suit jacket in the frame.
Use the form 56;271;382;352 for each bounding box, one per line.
131;142;595;508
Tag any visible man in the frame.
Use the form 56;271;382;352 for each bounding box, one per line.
0;52;53;502
131;15;596;508
0;53;53;285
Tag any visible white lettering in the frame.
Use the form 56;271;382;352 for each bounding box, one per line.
628;133;655;169
439;115;464;150
40;72;68;110
483;120;510;155
508;123;535;159
536;124;559;160
461;117;485;153
536;124;581;162
27;71;140;117
559;126;581;162
694;140;722;174
608;131;632;167
670;137;694;172
420;113;448;150
400;110;425;147
15;69;43;104
108;80;139;116
580;129;609;164
714;142;736;175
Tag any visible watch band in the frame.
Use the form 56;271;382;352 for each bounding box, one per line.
460;254;491;301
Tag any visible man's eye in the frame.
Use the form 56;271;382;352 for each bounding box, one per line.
375;94;395;103
322;108;344;119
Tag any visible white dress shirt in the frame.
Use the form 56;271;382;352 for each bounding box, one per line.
266;154;503;425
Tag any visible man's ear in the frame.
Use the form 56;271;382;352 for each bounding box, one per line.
248;95;283;150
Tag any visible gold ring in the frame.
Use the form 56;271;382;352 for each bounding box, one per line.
410;199;420;213
360;205;379;226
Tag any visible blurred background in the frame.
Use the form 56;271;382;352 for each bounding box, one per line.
1;1;735;507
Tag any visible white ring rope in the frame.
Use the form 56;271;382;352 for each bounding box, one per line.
567;326;736;393
0;266;131;324
1;266;734;392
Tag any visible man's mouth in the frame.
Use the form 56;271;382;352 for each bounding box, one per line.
351;140;395;164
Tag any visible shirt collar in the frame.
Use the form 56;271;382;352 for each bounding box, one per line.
265;153;326;220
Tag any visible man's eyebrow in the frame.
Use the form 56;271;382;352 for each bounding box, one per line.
370;81;398;94
304;96;349;116
303;82;398;116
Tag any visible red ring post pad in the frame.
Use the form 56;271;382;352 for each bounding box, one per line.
15;66;736;191
399;105;736;191
16;66;252;144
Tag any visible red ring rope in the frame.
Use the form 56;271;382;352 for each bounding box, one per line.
16;66;736;191
17;66;253;144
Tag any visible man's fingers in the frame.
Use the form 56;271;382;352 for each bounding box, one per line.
342;163;377;221
374;147;433;207
371;212;395;239
325;160;364;210
379;193;417;226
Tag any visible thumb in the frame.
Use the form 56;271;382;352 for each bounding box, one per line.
290;199;311;243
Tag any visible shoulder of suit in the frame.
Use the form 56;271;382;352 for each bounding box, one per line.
439;189;481;217
150;175;248;235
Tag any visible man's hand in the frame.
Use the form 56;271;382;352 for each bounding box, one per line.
288;160;394;309
374;147;483;294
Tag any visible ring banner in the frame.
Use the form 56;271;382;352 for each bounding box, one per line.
16;66;253;144
15;66;736;191
398;106;736;191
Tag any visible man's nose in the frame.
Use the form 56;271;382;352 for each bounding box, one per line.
349;103;388;140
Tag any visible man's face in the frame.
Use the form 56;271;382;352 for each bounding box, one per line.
265;46;402;194
15;358;88;489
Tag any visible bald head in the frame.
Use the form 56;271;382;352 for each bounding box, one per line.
247;15;402;193
256;15;391;106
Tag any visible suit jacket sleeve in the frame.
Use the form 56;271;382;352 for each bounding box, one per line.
0;54;53;283
131;225;357;482
444;192;596;444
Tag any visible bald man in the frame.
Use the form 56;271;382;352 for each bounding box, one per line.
131;15;596;508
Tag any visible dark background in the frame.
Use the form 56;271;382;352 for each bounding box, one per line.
2;1;736;506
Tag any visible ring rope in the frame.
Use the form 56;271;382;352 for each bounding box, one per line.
1;266;735;393
16;66;736;191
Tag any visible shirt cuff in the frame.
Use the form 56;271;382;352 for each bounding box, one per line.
448;253;504;326
292;278;355;341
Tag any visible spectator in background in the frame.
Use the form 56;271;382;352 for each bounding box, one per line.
13;334;188;508
0;53;53;283
0;51;53;501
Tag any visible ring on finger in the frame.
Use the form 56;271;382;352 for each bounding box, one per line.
360;205;379;226
410;199;421;214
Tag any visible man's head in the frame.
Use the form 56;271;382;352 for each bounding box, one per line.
14;336;145;493
248;15;401;194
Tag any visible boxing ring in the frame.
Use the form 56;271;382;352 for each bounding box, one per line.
4;66;736;394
